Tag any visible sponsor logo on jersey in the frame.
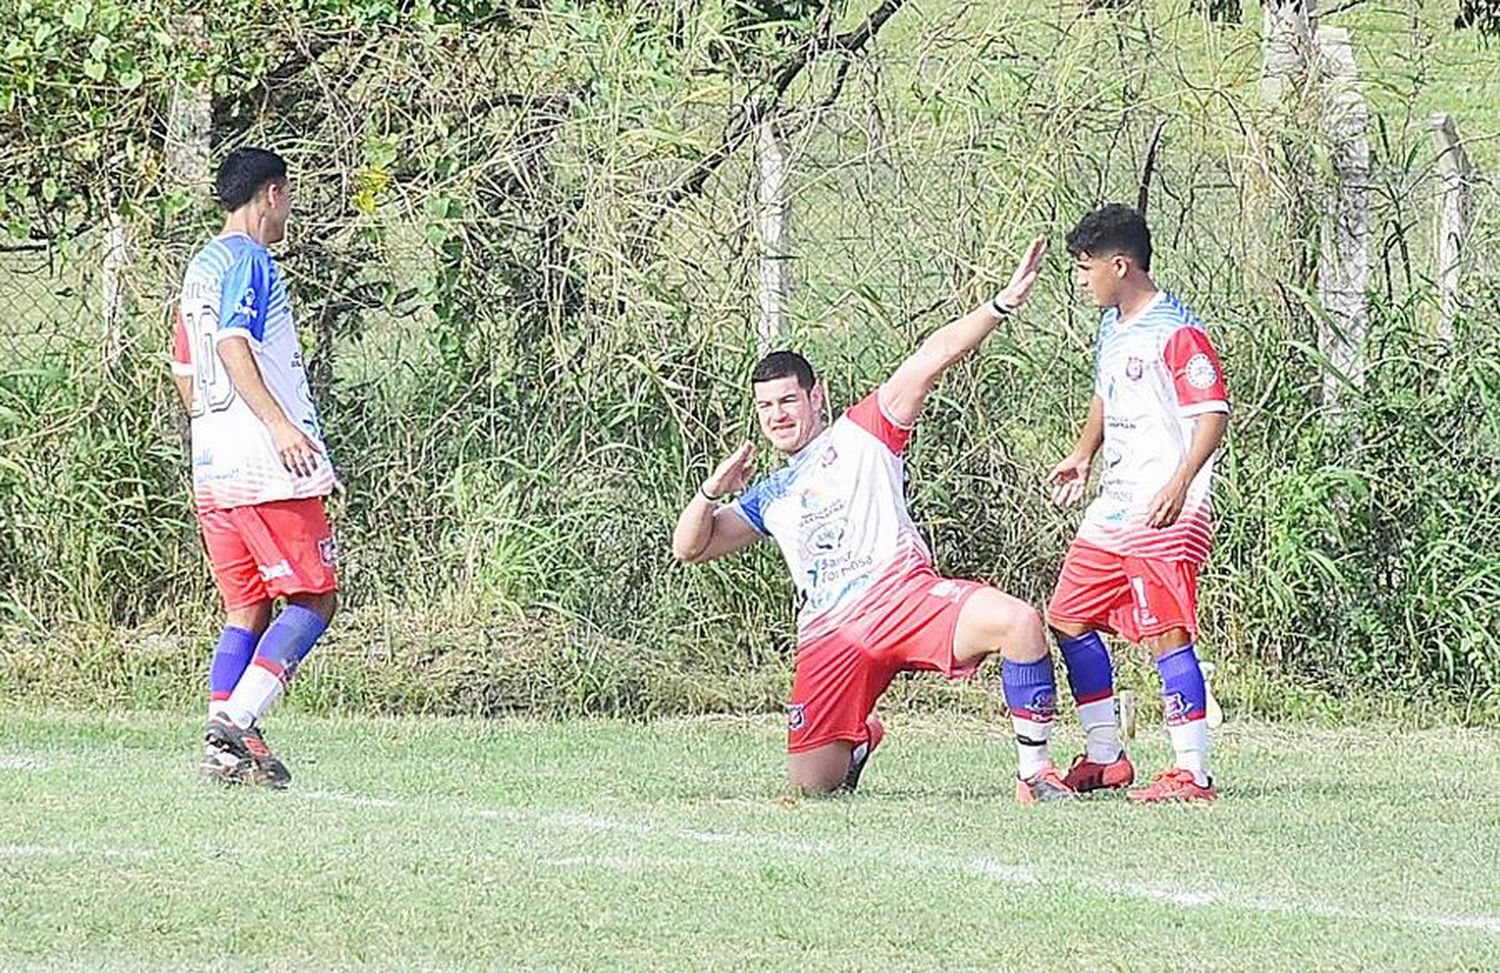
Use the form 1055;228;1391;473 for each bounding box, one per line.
234;288;259;319
804;521;846;556
799;482;833;511
1185;353;1217;389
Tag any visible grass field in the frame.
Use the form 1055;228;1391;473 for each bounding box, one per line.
2;710;1498;971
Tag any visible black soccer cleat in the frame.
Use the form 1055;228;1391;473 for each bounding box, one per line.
206;713;292;789
840;715;885;793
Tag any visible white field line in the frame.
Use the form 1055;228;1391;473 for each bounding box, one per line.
0;757;51;771
544;853;686;872
0;845;150;860
301;790;1500;936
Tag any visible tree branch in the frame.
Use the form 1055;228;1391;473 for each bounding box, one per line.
656;0;907;211
211;35;343;143
1136;116;1168;215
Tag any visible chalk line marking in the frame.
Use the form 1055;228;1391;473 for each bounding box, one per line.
301;789;1500;936
0;844;151;861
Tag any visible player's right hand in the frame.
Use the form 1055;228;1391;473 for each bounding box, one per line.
271;420;321;478
1047;453;1090;507
702;441;756;500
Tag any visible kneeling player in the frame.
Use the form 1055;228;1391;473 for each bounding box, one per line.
1045;204;1230;802
672;238;1076;801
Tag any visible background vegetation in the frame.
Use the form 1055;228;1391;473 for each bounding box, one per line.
2;0;1497;720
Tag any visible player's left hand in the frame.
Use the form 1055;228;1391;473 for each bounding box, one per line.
1145;478;1188;528
992;236;1048;312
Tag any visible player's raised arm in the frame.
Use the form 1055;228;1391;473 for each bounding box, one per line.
879;236;1047;426
672;441;763;564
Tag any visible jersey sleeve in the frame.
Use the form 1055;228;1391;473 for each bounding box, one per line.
215;250;272;347
1092;312;1112;400
170;308;194;377
845;388;913;455
729;478;770;536
1163;326;1229;416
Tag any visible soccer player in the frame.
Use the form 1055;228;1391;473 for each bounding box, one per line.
171;148;338;788
672;237;1078;801
1045;204;1230;802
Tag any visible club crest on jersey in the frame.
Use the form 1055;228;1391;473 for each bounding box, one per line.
1125;357;1145;381
820;445;838;466
787;703;807;731
1185;353;1217;389
318;538;338;567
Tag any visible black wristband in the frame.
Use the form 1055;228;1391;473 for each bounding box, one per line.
991;296;1015;317
699;486;724;503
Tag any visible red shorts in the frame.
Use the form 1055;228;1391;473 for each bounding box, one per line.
787;569;984;754
198;497;338;611
1047;538;1198;644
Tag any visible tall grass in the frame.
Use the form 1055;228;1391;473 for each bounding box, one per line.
1;0;1497;719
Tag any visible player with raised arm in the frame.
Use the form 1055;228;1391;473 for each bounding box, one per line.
1045;204;1230;803
673;238;1077;802
171;148;338;788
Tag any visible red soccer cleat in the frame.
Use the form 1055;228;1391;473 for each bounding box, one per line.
1127;767;1218;803
840;714;885;792
1015;766;1077;804
1061;750;1136;793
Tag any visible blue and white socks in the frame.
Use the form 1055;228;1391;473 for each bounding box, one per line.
220;604;329;728
1156;643;1211;785
1057;631;1123;764
208;626;258;720
1003;657;1059;778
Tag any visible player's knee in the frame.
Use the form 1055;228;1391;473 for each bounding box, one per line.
788;766;845;795
226;600;272;634
1046;613;1089;640
787;747;852;794
992;597;1045;658
291;589;338;623
1142;628;1191;657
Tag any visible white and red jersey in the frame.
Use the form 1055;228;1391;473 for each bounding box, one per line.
1078;291;1229;563
173;233;334;511
730;390;932;641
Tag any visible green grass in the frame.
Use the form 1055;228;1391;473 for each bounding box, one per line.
3;710;1498;971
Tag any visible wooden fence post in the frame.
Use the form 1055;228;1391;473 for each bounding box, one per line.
756;120;792;354
1262;0;1316;102
1430;112;1474;344
1314;26;1369;406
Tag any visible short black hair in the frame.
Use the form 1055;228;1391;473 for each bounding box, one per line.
215;148;288;212
1065;203;1152;272
750;350;816;390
